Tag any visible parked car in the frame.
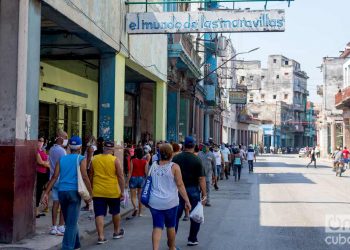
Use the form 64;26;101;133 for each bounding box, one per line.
298;148;308;158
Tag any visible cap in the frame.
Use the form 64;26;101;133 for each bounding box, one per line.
69;136;82;149
104;141;115;148
184;136;195;147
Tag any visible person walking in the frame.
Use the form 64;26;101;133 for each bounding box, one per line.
213;146;223;187
173;136;207;247
220;144;231;179
48;129;68;236
128;147;148;217
42;136;92;250
198;144;217;206
342;146;350;169
36;136;50;218
90;141;125;244
306;147;317;168
148;144;191;250
233;147;243;182
315;145;321;158
247;145;256;173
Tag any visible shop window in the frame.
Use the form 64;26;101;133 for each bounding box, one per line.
39;102;57;141
285;61;289;65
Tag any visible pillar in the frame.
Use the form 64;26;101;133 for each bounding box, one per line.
99;53;125;145
343;118;350;148
204;113;209;143
154;81;167;141
330;122;337;152
167;91;179;142
0;0;41;243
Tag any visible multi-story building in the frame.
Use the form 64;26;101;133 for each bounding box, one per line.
237;55;309;149
317;56;345;156
0;0;168;243
334;43;350;151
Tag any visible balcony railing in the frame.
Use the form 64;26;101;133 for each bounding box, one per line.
171;34;201;68
334;87;350;109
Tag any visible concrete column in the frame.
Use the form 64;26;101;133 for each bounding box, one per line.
343;119;350;148
204;113;210;142
330;122;337;152
154;81;167;141
0;0;41;243
99;53;125;144
57;104;65;130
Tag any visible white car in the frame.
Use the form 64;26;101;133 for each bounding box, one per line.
298;148;308;158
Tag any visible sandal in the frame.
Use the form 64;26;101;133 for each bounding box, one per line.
132;210;138;217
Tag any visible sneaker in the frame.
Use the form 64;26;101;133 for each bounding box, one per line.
113;228;125;239
205;203;211;207
187;241;199;246
57;225;65;236
49;226;58;235
182;216;189;221
97;238;108;245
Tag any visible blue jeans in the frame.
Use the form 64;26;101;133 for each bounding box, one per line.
176;186;201;242
58;191;81;250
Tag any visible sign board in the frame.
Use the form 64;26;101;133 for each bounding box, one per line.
127;9;285;34
229;91;247;104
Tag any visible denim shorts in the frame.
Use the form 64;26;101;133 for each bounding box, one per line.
93;197;120;217
129;176;145;189
149;206;178;229
51;186;59;201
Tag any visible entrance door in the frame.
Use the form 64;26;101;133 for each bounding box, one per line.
39;102;57;141
82;109;93;143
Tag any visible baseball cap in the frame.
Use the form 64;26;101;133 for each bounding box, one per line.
69;136;82;150
184;136;195;148
104;141;115;148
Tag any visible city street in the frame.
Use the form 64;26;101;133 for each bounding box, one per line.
83;155;350;250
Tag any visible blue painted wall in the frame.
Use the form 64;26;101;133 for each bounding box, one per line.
167;91;178;142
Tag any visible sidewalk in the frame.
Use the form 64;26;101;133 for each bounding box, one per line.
0;203;132;250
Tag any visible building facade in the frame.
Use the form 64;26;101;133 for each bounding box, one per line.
237;55;309;149
318;56;345;157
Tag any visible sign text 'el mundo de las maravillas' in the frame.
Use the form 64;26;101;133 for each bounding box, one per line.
127;9;285;34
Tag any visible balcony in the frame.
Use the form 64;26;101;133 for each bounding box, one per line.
335;86;350;109
168;34;201;79
237;113;260;125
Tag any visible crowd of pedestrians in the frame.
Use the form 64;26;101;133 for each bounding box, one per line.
35;129;256;250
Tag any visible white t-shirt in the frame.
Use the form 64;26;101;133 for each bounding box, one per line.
247;150;255;161
213;151;222;165
221;148;230;162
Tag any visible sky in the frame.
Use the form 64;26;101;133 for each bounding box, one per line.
220;0;350;103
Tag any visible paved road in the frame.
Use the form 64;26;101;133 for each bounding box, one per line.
84;155;350;250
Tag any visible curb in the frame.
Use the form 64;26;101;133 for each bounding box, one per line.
47;208;133;250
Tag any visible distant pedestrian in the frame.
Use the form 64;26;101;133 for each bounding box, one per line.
173;136;207;246
306;147;317;168
247;145;256;173
198;144;217;205
48;129;67;236
233;147;243;182
35;136;50;218
143;144;152;163
90;141;125;244
42;136;92;250
315;145;320;158
220;144;231;179
148;144;191;250
213;145;224;185
128;147;148;217
342;146;350;168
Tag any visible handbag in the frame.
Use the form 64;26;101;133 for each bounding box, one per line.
140;163;155;207
76;155;90;200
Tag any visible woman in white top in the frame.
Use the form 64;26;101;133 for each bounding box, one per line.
148;143;191;250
